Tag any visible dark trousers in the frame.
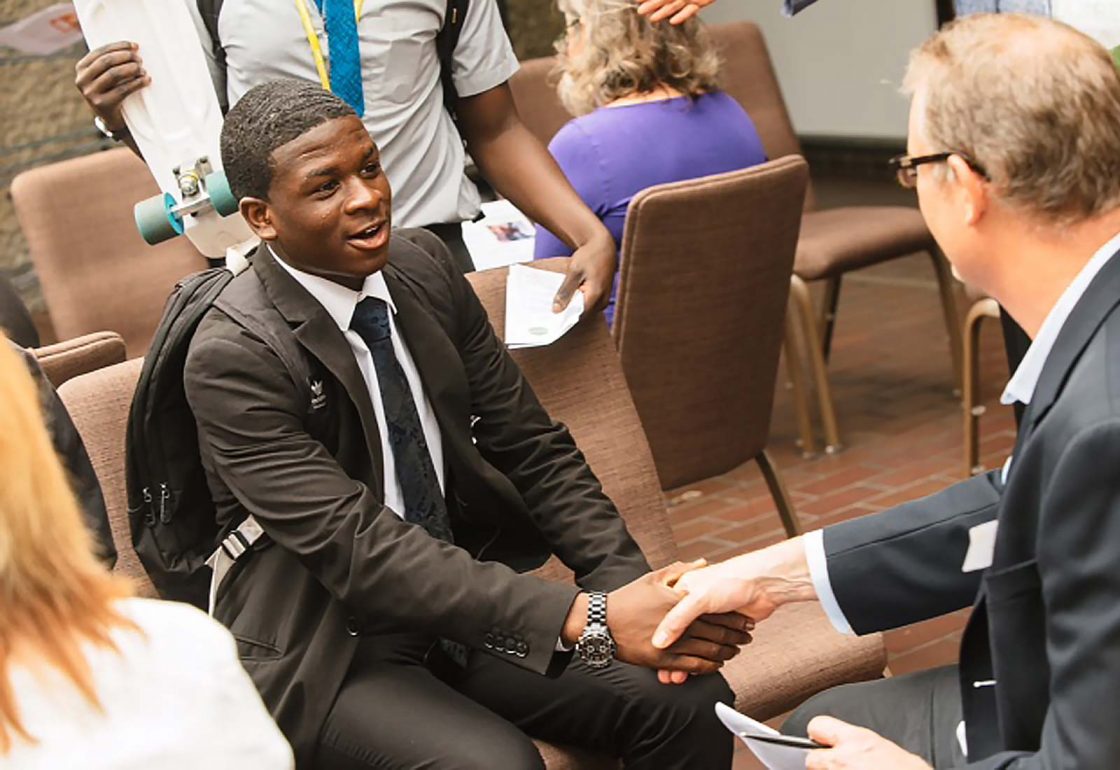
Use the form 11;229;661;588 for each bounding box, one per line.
422;223;475;274
314;632;735;769
783;666;965;769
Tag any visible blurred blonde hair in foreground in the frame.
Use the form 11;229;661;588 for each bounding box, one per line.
0;334;133;752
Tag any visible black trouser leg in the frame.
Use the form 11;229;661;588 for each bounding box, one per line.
450;651;736;770
314;633;544;770
783;665;965;769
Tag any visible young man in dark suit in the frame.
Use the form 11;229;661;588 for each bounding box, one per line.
652;14;1120;770
184;79;746;768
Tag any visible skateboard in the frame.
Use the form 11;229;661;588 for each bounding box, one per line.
73;0;254;258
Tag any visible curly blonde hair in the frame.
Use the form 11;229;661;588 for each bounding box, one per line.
555;0;721;116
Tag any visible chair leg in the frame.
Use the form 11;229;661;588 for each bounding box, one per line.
963;298;1000;476
791;276;843;453
929;249;964;397
784;304;817;458
756;449;803;537
817;275;843;362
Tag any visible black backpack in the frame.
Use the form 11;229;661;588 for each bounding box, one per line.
126;264;307;608
196;0;471;120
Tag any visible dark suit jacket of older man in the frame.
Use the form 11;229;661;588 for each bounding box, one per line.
820;244;1120;768
183;233;649;765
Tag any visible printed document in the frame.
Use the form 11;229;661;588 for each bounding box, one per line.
504;264;583;349
716;703;814;770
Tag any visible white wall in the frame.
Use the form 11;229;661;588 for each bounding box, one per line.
701;0;938;141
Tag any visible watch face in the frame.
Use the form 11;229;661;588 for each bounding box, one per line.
577;628;615;669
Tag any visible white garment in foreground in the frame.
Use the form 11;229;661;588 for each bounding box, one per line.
4;598;293;770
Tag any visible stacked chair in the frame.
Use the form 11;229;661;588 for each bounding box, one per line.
11;148;208;357
510;21;964;456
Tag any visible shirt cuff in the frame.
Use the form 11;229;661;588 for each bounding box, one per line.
804;529;855;636
556;637;573;652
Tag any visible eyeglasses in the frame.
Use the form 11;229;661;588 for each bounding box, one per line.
889;152;990;189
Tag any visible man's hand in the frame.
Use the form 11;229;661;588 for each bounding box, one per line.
652;536;815;654
635;0;714;25
75;42;149;132
805;717;932;770
553;230;616;315
562;561;754;674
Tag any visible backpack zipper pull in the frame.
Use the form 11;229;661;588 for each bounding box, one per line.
158;483;172;524
142;487;156;527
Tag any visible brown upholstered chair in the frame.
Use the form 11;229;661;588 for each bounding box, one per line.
58;264;885;769
611;158;809;536
57;358;155;596
32;331;127;389
961;285;1001;477
470;259;885;768
508;22;963;454
11;148;208;357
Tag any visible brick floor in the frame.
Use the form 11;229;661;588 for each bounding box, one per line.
683;179;1019;769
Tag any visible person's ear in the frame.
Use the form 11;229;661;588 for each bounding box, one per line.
239;197;277;240
946;154;988;226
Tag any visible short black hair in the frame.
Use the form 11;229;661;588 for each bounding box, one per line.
220;80;356;201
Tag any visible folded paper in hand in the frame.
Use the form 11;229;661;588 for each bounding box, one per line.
716;703;813;770
504;264;583;349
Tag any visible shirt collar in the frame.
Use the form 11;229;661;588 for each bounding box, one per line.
1001;230;1120;406
270;245;396;333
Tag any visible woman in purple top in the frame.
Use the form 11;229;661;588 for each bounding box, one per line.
534;0;768;324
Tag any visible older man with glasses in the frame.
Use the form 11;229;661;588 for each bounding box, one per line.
651;13;1120;770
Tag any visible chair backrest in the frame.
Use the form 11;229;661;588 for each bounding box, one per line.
57;358;156;596
11;148;208;357
508;21;814;210
466;259;678;578
33;331;127;389
613;156;808;490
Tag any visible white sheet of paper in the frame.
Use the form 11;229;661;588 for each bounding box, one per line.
715;703;813;770
504;263;583;349
0;3;83;55
462;199;537;271
962;519;999;573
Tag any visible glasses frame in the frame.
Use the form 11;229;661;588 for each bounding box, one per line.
889;152;989;190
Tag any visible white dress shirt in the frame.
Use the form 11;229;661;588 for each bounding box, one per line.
273;251;445;517
805;229;1120;637
5;598;293;769
186;0;518;228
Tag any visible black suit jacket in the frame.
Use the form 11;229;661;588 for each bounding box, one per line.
183;233;649;764
822;245;1120;768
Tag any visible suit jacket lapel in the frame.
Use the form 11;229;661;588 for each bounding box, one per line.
252;248;385;500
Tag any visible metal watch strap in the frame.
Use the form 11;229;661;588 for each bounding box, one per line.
587;591;608;627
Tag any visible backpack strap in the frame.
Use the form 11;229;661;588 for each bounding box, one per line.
205;514;265;614
436;0;470;122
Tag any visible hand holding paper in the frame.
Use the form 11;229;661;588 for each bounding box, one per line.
504;264;584;349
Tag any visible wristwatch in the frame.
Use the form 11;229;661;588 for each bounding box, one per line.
575;591;615;669
93;116;130;143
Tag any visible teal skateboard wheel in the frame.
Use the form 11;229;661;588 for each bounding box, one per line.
134;193;184;245
205;170;239;216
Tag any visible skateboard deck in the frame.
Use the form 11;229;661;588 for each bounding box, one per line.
73;0;254;258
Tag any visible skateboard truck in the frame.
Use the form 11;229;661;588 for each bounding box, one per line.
134;155;239;246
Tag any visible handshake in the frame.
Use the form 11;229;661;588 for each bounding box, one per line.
560;537;816;682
